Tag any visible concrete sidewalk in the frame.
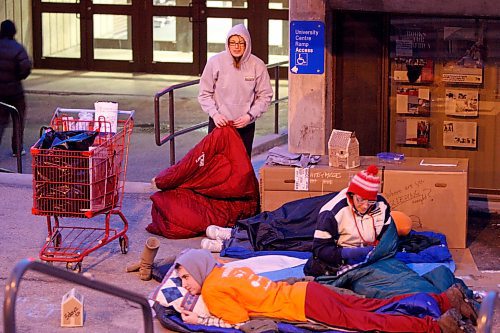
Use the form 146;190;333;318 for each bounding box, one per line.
0;70;498;331
0;171;499;332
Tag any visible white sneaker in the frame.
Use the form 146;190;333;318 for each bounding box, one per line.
201;238;223;252
206;225;232;240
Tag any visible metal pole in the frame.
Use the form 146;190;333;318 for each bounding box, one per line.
274;66;279;134
169;91;176;165
0;102;22;173
4;258;154;333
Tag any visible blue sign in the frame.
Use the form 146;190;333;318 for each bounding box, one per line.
290;21;325;74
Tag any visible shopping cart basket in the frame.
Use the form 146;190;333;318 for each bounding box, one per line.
31;108;134;272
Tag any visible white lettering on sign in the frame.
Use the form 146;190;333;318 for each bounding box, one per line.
295;29;319;37
295;48;314;53
296;35;312;41
295;41;310;47
294;30;317;53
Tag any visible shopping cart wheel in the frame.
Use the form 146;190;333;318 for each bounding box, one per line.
44;254;54;265
66;262;82;273
119;235;129;254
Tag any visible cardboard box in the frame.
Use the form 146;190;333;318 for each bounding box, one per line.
260;161;360;193
259;156;469;248
328;129;360;169
380;157;468;249
61;288;84;327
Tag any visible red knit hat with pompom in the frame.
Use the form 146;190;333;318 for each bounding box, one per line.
347;165;380;201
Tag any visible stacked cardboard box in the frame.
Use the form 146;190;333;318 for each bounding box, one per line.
259;156;469;248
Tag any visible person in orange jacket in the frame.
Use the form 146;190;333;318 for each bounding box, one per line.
174;248;477;333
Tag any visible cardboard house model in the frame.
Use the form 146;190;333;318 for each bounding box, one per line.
61;288;84;327
328;129;360;169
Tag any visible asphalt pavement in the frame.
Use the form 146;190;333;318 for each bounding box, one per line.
0;69;288;181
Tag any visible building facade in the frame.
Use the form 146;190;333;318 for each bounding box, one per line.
2;0;499;191
289;0;500;192
1;0;288;75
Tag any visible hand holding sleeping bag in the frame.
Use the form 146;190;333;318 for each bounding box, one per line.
341;246;374;265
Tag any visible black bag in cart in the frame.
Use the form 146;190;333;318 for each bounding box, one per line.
35;128;98;151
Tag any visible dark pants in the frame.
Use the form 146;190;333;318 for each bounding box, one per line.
208;117;255;158
304;281;448;333
0;94;26;154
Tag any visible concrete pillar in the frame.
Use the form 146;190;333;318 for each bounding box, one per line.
288;0;327;154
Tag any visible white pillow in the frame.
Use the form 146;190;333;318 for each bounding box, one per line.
151;267;210;316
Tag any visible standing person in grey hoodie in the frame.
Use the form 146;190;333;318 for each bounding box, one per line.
0;19;32;157
198;23;273;157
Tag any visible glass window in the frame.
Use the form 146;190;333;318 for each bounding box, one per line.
207;1;247;8
153;0;187;6
269;0;288;9
153;16;193;63
93;14;132;61
92;0;131;4
207;18;247;59
42;0;80;2
389;16;500;189
42;13;80;58
268;19;288;64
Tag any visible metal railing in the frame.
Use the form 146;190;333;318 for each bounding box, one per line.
154;61;288;165
3;258;154;333
0;102;23;173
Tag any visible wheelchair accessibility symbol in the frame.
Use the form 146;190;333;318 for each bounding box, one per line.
296;53;308;66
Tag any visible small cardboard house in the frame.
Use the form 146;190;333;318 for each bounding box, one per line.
328;129;360;169
61;288;84;327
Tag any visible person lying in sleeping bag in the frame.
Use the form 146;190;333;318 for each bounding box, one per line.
174;248;477;333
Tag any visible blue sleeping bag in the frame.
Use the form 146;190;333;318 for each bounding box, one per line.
316;223;453;298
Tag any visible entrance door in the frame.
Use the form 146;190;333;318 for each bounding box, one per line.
32;0;142;72
32;1;288;75
333;12;389;155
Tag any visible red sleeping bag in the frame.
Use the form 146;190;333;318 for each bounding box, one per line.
147;126;259;239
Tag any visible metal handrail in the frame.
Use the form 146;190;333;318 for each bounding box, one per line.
154;60;288;165
0;102;23;173
3;258;154;333
477;291;498;333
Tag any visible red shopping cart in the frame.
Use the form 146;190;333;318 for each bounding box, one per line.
31;108;134;272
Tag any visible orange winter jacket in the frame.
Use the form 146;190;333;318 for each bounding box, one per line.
202;266;307;324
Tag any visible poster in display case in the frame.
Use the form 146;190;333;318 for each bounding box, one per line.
396;87;431;115
443;121;477;148
395;118;430;146
442;27;484;84
393;58;434;84
445;89;479;117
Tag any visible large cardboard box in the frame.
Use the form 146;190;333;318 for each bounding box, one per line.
260;162;360;212
380;157;469;249
259;156;468;248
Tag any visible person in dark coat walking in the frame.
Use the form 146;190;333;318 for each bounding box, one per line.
0;19;32;156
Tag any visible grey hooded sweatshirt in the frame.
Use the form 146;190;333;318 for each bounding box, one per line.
198;24;273;122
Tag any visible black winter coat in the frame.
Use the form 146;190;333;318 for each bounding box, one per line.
0;38;32;98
